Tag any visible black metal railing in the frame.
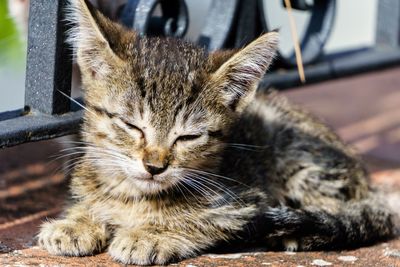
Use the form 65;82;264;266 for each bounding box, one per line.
0;0;79;148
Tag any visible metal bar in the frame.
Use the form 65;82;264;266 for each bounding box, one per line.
260;48;400;90
232;0;262;48
0;110;83;149
197;0;239;50
25;0;72;115
376;0;400;49
0;109;24;122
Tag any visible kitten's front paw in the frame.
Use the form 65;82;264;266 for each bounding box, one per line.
108;228;195;265
38;220;107;256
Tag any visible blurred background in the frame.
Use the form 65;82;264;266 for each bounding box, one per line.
0;0;379;113
0;0;26;114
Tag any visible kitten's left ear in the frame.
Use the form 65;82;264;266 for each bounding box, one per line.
210;32;278;112
68;0;133;79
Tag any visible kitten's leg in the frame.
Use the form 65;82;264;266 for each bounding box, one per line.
283;238;298;252
38;203;108;256
108;227;204;265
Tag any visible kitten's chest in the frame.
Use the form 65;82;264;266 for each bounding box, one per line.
88;198;194;228
88;196;258;231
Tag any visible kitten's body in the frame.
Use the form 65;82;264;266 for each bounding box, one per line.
38;0;396;265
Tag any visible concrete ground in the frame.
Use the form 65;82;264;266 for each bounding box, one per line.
0;67;400;266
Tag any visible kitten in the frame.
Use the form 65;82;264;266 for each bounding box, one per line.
38;0;397;265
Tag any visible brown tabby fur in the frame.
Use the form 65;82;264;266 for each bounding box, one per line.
38;0;397;265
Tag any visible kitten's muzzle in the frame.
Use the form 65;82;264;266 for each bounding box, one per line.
143;147;169;176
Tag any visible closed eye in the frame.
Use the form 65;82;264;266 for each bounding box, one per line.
175;134;202;143
90;106;144;137
121;120;144;136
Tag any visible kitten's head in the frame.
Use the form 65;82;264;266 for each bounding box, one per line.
70;0;278;197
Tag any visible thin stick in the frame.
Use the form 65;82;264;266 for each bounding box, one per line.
284;0;306;83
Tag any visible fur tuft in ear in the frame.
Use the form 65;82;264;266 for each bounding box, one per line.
66;0;131;79
208;49;239;72
210;32;279;112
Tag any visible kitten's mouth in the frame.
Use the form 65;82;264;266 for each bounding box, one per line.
124;168;178;194
146;178;164;185
135;176;161;183
132;175;171;194
135;173;163;182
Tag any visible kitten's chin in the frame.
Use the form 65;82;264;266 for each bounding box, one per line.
119;169;162;194
127;173;178;195
133;178;170;195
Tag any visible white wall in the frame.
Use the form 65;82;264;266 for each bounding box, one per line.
260;0;378;55
325;0;377;53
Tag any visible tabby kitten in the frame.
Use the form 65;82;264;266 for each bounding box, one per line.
38;0;396;265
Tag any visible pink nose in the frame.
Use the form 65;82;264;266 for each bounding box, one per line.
143;147;169;175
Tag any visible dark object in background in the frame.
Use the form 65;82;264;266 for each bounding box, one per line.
120;0;240;51
120;0;336;67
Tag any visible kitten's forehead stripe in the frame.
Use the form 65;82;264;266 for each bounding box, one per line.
121;36;212;139
136;76;146;98
173;102;184;123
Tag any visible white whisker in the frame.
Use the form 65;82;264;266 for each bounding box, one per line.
187;173;246;208
184;168;250;188
57;89;97;116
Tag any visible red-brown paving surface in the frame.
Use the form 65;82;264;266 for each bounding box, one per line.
1;67;400;266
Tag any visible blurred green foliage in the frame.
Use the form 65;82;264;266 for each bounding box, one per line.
0;0;25;68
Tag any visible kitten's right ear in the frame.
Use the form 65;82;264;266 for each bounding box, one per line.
67;0;131;79
209;32;278;113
